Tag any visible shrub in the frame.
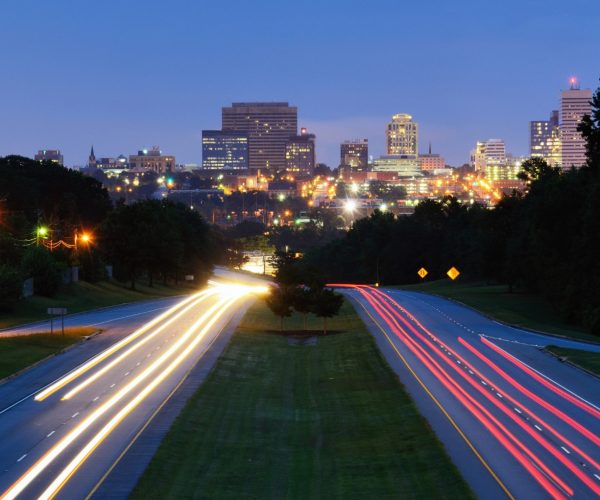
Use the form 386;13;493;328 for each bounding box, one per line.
21;247;62;297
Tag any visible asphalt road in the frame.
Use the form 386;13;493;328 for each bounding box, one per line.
342;285;600;500
0;279;265;499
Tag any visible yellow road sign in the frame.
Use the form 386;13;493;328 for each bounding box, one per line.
417;267;428;279
447;267;460;280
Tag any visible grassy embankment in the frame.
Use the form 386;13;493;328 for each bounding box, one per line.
132;299;472;499
0;279;195;330
400;280;599;343
0;327;97;380
545;346;600;377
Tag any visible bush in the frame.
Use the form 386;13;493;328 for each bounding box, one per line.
0;265;22;311
21;247;62;297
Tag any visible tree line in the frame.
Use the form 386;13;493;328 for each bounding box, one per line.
299;83;600;335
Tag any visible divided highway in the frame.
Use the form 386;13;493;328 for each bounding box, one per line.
340;285;600;500
0;281;267;499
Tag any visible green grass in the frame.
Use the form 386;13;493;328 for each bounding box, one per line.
0;280;195;330
0;327;97;380
131;300;472;499
545;346;600;376
399;280;599;343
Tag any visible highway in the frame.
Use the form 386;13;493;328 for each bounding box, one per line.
339;285;600;499
0;280;267;499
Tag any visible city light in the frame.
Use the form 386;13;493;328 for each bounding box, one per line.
344;199;357;212
79;232;92;244
37;226;49;238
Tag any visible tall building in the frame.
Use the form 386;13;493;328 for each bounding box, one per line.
471;139;506;171
285;128;315;177
128;147;175;173
222;102;298;172
560;81;592;169
530;111;561;167
202;130;249;171
386;113;418;158
340;139;369;172
35;149;63;165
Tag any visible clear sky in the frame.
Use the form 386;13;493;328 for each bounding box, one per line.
1;0;599;167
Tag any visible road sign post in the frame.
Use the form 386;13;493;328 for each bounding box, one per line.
47;307;68;335
446;267;460;281
417;267;428;279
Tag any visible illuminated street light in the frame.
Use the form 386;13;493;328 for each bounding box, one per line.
345;199;357;212
380;203;388;212
37;226;49;238
80;232;92;244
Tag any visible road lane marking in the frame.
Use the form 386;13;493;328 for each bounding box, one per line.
47;431;55;438
17;455;26;463
71;412;79;418
561;446;571;454
93;397;99;402
534;425;542;431
109;384;115;388
594;474;600;481
124;372;130;376
514;408;522;414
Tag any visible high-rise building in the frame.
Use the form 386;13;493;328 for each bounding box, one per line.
202;130;249;171
471;139;506;171
560;80;592;169
340;139;369;172
35;149;63;165
530;111;561;167
128;147;175;173
222;102;298;172
386;113;418;158
285;128;315;177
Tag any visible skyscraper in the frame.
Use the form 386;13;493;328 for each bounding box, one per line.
560;80;592;169
386;114;418;158
222;102;298;173
471;139;506;171
202;130;249;171
340;139;369;172
285;128;315;177
530;111;561;167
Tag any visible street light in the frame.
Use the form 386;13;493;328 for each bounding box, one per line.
344;199;357;212
37;226;49;238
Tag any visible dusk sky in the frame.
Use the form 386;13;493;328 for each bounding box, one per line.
1;0;599;167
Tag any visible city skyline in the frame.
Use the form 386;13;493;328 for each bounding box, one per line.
1;1;599;167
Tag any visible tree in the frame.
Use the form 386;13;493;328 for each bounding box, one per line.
578;82;600;172
265;287;293;331
291;286;313;331
0;265;22;311
311;287;344;334
517;157;560;184
21;246;62;297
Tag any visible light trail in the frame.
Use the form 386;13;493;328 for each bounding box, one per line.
366;287;600;497
38;295;242;500
358;288;570;498
61;289;218;400
2;292;237;500
34;289;210;401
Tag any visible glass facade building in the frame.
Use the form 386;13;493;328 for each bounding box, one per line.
340;139;369;171
202;130;249;171
285;129;315;176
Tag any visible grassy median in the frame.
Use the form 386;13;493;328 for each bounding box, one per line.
131;299;472;499
400;280;599;343
546;346;600;376
0;327;98;380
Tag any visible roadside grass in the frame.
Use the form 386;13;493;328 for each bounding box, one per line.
131;299;472;499
399;280;599;343
0;327;98;380
0;280;195;330
545;346;600;376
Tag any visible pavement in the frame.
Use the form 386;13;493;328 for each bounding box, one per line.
0;276;266;499
343;285;600;500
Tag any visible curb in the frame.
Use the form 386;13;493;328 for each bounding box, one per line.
401;289;600;347
0;330;102;387
542;347;600;381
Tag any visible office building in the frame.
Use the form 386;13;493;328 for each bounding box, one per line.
285;128;315;177
372;155;421;177
35;149;63;165
386;113;418;158
340;139;369;172
471;139;506;171
530;111;561;167
202;130;249;171
560;81;592;169
222;102;298;172
419;144;445;172
129;147;175;173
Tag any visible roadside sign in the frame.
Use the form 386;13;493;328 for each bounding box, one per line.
47;307;67;335
47;307;68;315
447;267;460;280
185;275;195;281
417;267;428;279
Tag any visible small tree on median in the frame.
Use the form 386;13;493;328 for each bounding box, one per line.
311;287;344;335
291;286;313;332
265;286;293;332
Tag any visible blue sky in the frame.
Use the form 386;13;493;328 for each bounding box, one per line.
1;0;599;167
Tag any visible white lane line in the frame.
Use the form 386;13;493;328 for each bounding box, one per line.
481;381;488;386
594;473;600;481
496;393;503;398
110;383;116;388
72;412;79;418
93;396;99;402
534;424;542;431
17;454;27;462
468;370;474;375
46;431;55;438
561;446;571;454
514;407;522;414
124;372;130;376
136;362;141;366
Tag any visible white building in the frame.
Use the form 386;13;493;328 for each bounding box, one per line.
560;82;592;169
386;113;418;158
471;139;506;171
372;155;421;176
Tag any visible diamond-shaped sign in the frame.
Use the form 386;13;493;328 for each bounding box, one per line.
447;267;460;280
417;267;428;279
